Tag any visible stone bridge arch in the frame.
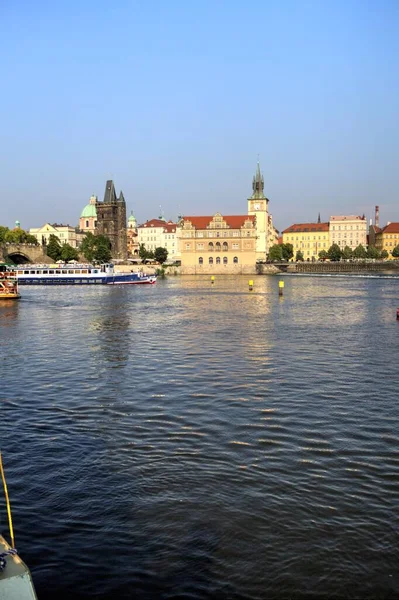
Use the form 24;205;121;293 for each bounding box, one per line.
0;243;51;264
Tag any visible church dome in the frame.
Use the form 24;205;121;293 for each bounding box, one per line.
128;213;136;222
80;203;97;218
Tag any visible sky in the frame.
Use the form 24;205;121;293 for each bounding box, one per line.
1;0;398;232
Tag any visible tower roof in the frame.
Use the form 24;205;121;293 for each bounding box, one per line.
103;180;117;203
251;161;266;199
80;203;97;218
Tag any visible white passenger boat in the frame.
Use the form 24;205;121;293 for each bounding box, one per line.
15;263;157;285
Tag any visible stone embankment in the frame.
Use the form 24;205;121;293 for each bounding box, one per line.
286;261;399;274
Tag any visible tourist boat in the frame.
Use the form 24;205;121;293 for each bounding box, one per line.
0;270;21;300
15;263;157;285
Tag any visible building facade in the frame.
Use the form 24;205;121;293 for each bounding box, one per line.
178;213;257;274
375;222;399;258
95;180;127;259
79;195;97;234
247;162;270;260
137;218;179;261
127;212;139;256
29;223;83;248
282;223;330;261
329;215;367;250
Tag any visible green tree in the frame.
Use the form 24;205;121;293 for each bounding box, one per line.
5;228;27;244
80;232;96;262
94;235;112;263
46;234;62;261
327;243;342;262
392;244;399;258
318;249;328;260
26;234;39;245
380;249;389;259
60;243;79;262
154;247;168;264
139;243;149;260
296;250;304;261
0;226;9;243
268;244;283;261
281;243;294;261
353;244;367;259
341;245;353;260
367;245;380;259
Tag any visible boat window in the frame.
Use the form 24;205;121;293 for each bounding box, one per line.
24;270;29;274
43;270;48;274
56;270;61;274
82;270;88;274
49;270;54;274
62;270;68;274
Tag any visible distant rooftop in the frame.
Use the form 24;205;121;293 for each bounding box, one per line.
330;215;366;221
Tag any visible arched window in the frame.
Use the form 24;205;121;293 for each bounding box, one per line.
223;242;228;251
216;256;221;264
209;257;213;264
223;256;228;264
86;220;89;228
208;242;214;251
199;257;203;265
215;242;221;251
233;256;238;264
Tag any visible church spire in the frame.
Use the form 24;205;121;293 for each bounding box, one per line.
317;212;321;224
251;160;266;199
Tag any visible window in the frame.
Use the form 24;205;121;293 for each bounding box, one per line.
232;243;239;249
223;242;228;251
208;242;214;251
233;256;238;264
197;243;204;250
215;242;221;251
209;257;213;264
216;257;221;264
185;243;191;250
199;257;203;264
86;220;89;228
223;257;228;264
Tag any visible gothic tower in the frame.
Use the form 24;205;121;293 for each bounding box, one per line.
247;162;270;259
95;180;127;259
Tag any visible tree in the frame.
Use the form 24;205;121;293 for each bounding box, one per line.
139;243;149;260
0;226;9;243
392;245;399;258
60;243;79;262
341;245;353;260
46;234;62;261
80;233;111;263
281;243;294;261
296;250;304;261
154;247;168;264
367;245;380;259
318;249;328;261
353;244;367;259
327;243;342;262
380;249;389;259
268;244;283;261
26;234;39;245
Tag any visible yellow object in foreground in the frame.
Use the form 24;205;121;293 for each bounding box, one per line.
0;452;15;549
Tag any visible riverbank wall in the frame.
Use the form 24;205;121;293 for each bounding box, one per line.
286;261;399;274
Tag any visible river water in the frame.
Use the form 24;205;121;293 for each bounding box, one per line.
0;274;398;599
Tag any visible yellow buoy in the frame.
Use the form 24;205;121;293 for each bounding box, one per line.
249;280;254;291
279;280;284;296
211;276;215;284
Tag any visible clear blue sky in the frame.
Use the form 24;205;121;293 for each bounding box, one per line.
1;0;398;231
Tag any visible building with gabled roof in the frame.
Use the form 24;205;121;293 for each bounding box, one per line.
329;215;367;250
282;222;329;261
375;222;399;258
137;218;180;261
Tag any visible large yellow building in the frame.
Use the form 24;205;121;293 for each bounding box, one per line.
282;222;330;261
375;222;399;258
179;213;257;274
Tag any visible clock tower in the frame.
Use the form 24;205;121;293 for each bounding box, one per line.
247;161;270;258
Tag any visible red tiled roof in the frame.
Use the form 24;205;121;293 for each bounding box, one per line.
140;219;167;228
282;222;329;234
182;215;255;229
163;222;176;233
382;222;399;234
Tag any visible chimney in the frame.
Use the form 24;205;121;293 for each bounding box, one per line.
375;205;380;228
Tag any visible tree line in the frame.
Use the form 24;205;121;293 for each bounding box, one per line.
0;226;38;245
268;242;399;262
